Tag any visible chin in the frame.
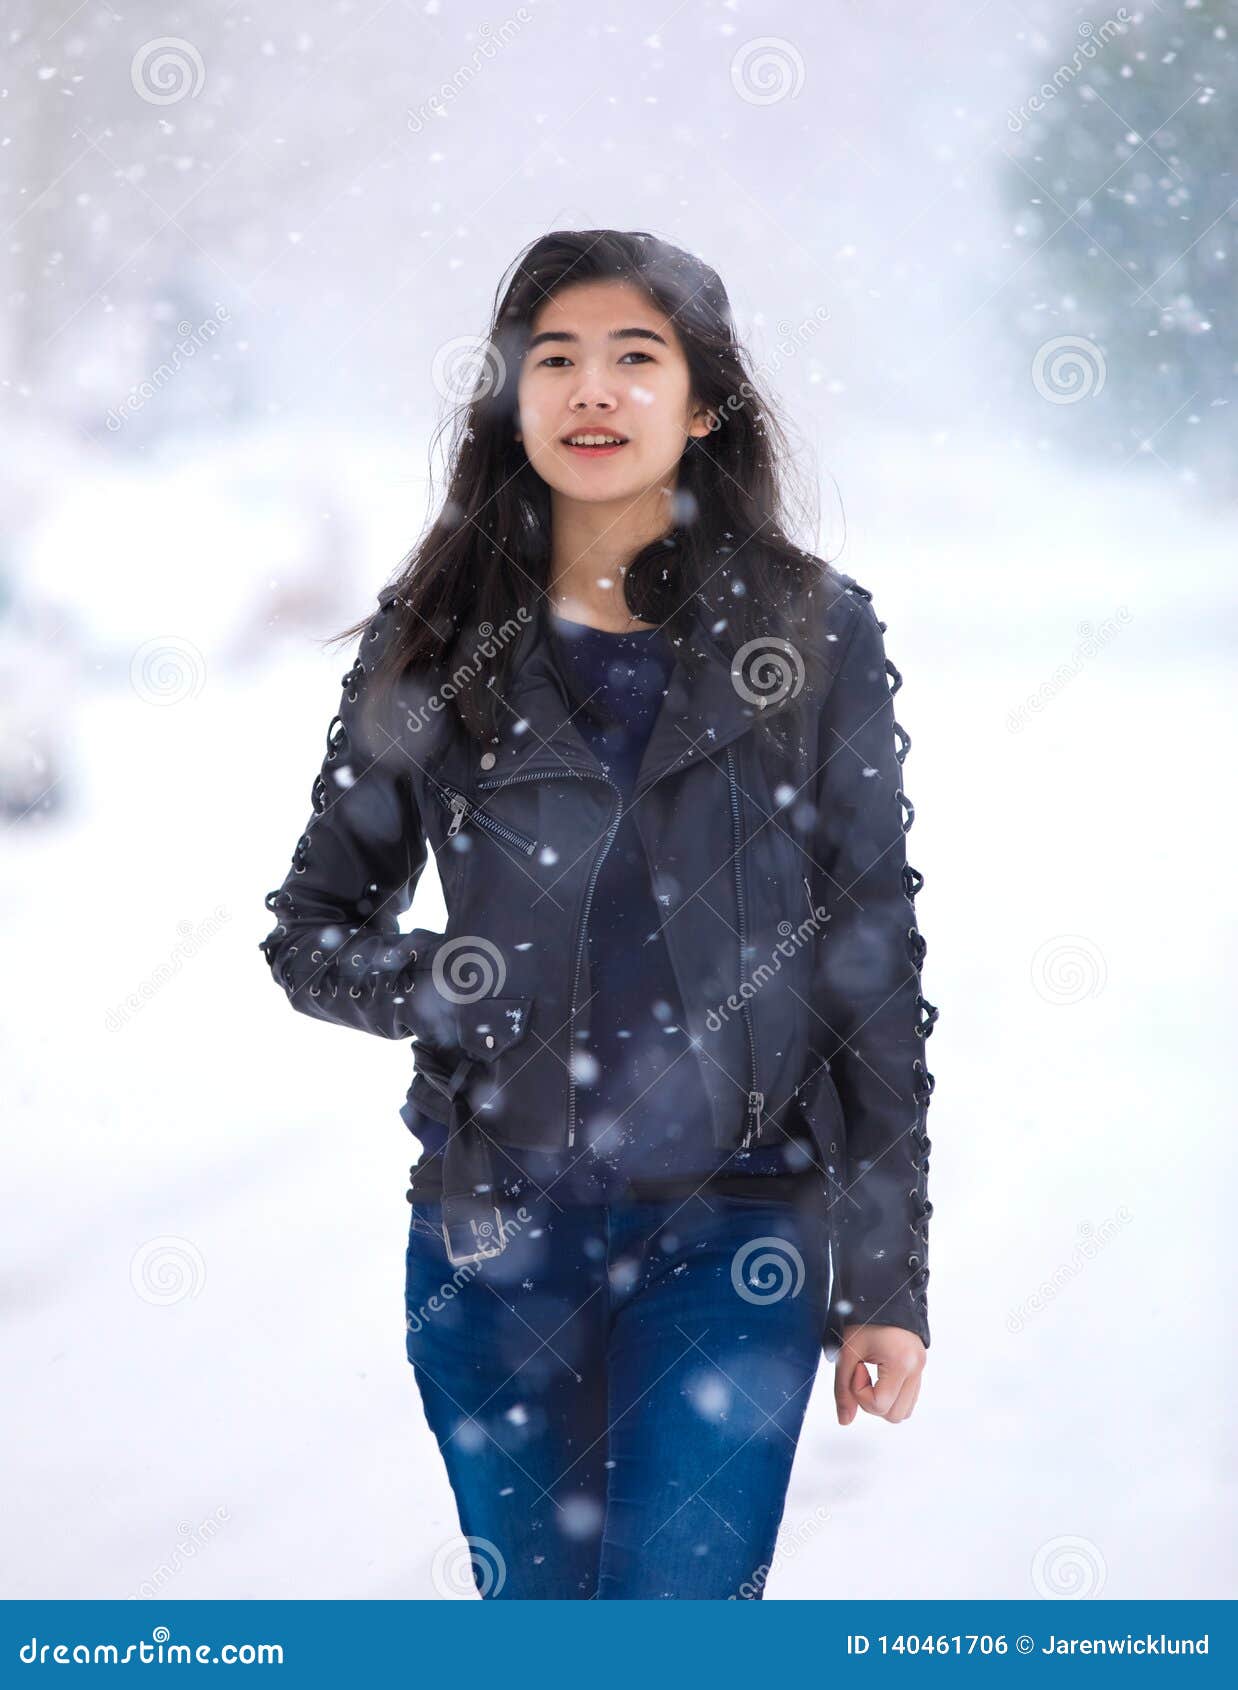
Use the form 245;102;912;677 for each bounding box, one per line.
546;471;650;505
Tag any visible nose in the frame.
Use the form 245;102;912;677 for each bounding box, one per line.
568;366;619;414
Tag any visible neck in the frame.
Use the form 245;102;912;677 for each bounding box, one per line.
546;482;674;633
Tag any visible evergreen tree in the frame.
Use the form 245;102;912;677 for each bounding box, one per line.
1002;0;1237;493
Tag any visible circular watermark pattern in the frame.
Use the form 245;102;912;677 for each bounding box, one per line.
1031;336;1106;404
1030;934;1107;1005
130;637;207;706
431;935;507;1004
1031;1534;1107;1598
468;1213;503;1258
731;637;805;707
130;1236;206;1306
730;37;805;105
731;1236;806;1304
431;1534;507;1598
131;38;205;106
431;335;508;406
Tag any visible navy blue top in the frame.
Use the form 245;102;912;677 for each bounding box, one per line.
405;613;816;1204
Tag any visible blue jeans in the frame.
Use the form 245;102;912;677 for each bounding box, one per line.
403;1185;830;1599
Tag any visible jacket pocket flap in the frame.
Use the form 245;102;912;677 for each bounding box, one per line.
454;997;532;1061
401;930;529;1057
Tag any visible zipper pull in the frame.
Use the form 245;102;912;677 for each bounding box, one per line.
742;1089;764;1148
445;793;468;837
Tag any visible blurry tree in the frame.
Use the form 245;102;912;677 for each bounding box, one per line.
1002;0;1237;494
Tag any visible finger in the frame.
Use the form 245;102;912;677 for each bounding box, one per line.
856;1360;906;1418
837;1354;873;1425
884;1373;921;1424
852;1360;879;1414
834;1353;864;1425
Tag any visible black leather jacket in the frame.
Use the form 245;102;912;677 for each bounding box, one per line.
260;565;937;1350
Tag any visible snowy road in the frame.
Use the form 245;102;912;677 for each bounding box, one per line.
3;448;1233;1600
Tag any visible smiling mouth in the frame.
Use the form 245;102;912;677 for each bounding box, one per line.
560;432;630;454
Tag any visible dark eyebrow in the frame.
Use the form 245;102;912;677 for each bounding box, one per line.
525;326;669;351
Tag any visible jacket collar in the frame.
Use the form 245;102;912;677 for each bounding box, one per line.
479;594;837;796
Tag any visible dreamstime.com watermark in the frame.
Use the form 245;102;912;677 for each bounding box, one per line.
19;1628;282;1666
129;1510;232;1599
1031;334;1107;404
131;39;205;105
1006;1210;1133;1333
1030;934;1107;1006
712;307;831;431
706;903;829;1032
129;636;209;706
130;1236;207;1307
431;936;510;1003
731;1502;833;1598
731;636;807;707
403;610;532;733
731;1235;806;1305
430;334;508;405
431;1534;507;1597
106;908;230;1030
1031;1533;1108;1598
407;10;534;132
1006;11;1131;133
405;1205;533;1333
105;307;231;432
1006;608;1132;731
730;36;805;106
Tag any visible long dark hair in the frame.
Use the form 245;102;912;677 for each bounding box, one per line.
336;228;830;743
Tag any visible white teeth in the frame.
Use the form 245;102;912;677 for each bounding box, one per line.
565;434;624;446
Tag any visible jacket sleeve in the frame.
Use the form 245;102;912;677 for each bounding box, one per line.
259;599;431;1040
811;583;936;1347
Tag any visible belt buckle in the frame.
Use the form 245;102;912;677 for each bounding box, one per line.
441;1206;505;1267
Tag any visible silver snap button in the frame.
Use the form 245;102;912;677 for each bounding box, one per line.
484;1033;495;1049
479;751;496;770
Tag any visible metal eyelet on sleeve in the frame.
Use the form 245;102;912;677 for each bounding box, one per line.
912;1057;935;1104
325;716;349;761
340;658;365;702
915;994;939;1038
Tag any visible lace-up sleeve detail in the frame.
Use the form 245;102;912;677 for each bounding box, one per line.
259;599;430;1039
812;579;937;1347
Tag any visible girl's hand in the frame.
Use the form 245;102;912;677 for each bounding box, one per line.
834;1324;926;1425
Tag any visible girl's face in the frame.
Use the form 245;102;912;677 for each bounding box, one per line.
515;278;714;507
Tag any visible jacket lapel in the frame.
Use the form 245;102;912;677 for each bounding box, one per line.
476;596;840;791
478;605;601;781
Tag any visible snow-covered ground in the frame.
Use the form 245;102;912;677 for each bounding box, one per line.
2;434;1234;1599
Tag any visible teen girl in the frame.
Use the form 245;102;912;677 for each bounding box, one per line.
261;229;936;1600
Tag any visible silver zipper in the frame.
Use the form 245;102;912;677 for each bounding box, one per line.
726;746;763;1148
433;783;538;856
478;767;622;1147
